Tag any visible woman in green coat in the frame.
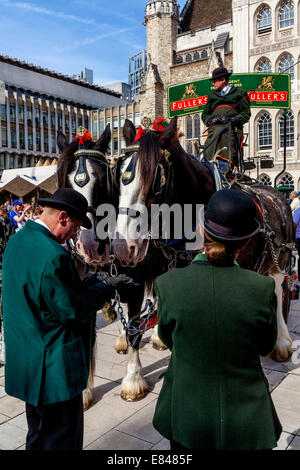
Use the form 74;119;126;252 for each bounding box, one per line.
153;189;282;450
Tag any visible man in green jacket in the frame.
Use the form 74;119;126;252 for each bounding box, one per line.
153;189;282;450
2;188;132;450
202;67;251;175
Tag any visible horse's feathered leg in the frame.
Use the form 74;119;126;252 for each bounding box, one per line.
151;325;168;351
269;271;293;362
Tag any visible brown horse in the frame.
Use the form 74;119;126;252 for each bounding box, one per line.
112;116;294;378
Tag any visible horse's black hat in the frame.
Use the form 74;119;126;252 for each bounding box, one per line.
37;188;92;229
204;189;261;242
209;67;232;81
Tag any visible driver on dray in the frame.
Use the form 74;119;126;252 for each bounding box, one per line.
202;67;251;179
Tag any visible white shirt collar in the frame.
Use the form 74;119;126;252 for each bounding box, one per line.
221;84;231;96
33;218;52;234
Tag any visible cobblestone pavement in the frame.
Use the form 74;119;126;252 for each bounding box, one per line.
0;297;300;451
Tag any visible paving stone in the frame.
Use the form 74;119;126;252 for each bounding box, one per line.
274;432;295;450
95;358;127;383
116;400;162;444
287;435;300;450
0;413;9;425
263;370;286;392
8;413;27;431
85;428;151;450
0;386;6;398
0;395;25;418
0;422;26;450
271;374;300;436
151;437;170;450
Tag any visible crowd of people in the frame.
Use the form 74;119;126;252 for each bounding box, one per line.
0;199;44;265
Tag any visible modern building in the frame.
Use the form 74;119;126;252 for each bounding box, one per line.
129;50;147;99
74;68;94;85
0;54;126;179
105;82;132;102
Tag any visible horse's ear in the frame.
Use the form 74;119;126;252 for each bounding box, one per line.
158;117;178;149
94;124;111;153
57;131;69;153
123;119;136;146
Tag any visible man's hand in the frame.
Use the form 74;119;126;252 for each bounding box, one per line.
207;116;226;126
229;115;243;126
102;274;134;296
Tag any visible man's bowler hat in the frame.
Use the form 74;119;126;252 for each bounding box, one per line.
37;188;92;229
209;67;232;81
204;189;261;242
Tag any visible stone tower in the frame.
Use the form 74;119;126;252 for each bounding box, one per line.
140;0;180;120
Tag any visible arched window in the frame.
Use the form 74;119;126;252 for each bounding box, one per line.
194;115;200;139
279;111;294;148
186;54;192;63
258;113;272;148
278;54;294;80
279;2;294;29
201;50;208;59
176;55;183;64
259;175;272;186
186;116;193;139
257;7;272;34
193;52;200;61
258;59;272;73
279;173;294;188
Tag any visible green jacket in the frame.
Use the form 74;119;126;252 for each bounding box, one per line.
153;253;282;450
202;86;251;126
2;220;112;406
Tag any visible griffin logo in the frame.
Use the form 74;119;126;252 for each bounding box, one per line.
256;76;275;92
182;83;198;100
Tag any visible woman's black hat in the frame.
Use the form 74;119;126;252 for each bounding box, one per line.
209;67;232;81
37;188;92;229
204;189;261;242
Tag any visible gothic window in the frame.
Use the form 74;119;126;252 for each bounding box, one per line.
201;50;208;59
279;111;294;148
186;116;193;139
186;54;192;63
193;52;200;61
194;115;200;138
176;55;183;64
258;113;272;149
258;59;272;73
278;54;294;80
279;2;294;29
279;173;294;188
257;7;272;34
259;175;272;186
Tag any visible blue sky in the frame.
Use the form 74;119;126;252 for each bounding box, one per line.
0;0;186;86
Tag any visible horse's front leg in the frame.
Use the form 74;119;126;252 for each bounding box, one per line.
151;324;168;351
269;271;293;361
120;290;149;401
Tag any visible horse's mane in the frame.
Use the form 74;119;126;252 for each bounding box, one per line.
57;141;79;188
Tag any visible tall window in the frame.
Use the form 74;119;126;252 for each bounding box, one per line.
193;52;200;61
279;111;294;148
278;54;294;80
279;2;294;29
258;59;272;73
176;55;183;64
186;116;193;139
257;7;272;34
279;173;294;188
186;54;192;63
187;141;193;154
194;115;200;139
258;113;272;149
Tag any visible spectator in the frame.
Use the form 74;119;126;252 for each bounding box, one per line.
293;206;300;282
289;191;300;214
153;189;282;450
9;200;31;233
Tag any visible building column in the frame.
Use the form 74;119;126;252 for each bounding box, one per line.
75;107;78;133
5;152;10;169
5;90;11;148
110;107;113;157
118;105;121;155
61;103;65;134
46;100;51;154
31;97;36;152
68;105;72;142
14;92;20;150
88;110;92;134
23;94;28;151
96;109;100;138
39;98;44;153
54;102;58;154
80;108;84;127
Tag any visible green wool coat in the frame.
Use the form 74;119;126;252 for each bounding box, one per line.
2;220;112;406
153;253;282;450
201;86;251;163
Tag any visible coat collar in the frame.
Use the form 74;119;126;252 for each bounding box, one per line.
24;219;59;242
192;252;239;266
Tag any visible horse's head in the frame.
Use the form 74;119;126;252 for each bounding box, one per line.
57;124;112;265
112;117;180;266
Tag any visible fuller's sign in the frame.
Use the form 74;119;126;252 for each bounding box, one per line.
168;73;291;118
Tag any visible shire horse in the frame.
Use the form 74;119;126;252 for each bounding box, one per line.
112;117;294;398
56;125;171;405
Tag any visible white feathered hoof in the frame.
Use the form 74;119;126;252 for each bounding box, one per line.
152;339;168;351
115;333;128;355
82;387;93;411
271;337;293;362
120;377;150;402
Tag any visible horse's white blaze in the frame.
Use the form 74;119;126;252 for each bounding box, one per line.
269;272;293;360
68;160;102;262
121;346;149;399
112;160;148;264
